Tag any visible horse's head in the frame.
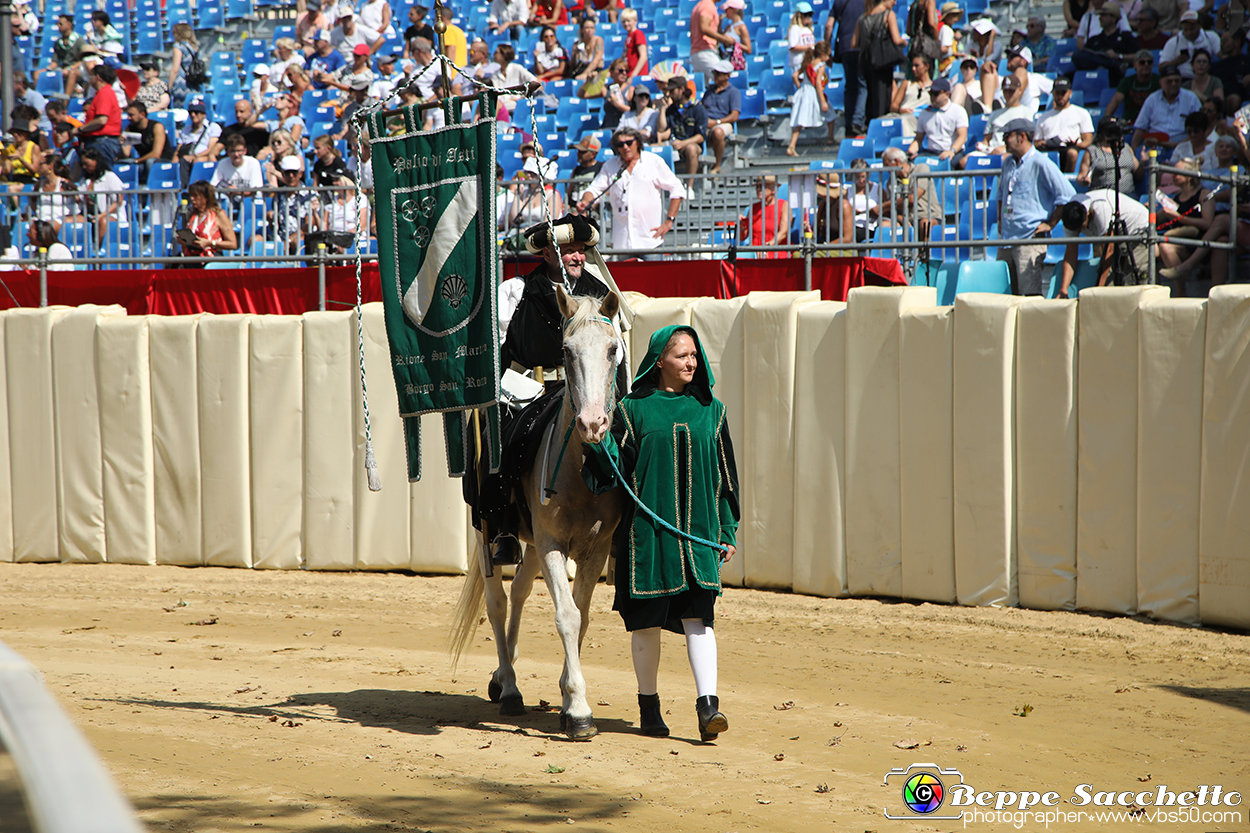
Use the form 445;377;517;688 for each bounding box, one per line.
556;285;621;445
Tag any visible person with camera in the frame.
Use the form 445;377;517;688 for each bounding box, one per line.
1077;117;1140;192
1058;189;1150;296
1033;77;1094;172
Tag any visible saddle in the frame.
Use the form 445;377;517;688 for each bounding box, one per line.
472;383;566;534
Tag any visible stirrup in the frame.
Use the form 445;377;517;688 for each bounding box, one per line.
490;535;522;566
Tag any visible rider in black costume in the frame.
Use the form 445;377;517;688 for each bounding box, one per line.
474;214;627;565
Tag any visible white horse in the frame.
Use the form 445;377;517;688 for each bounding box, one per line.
450;288;625;740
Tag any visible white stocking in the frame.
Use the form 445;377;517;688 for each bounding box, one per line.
631;627;662;696
682;618;717;698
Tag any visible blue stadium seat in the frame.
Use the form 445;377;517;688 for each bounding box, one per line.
761;68;792;110
835;137;875;166
738;88;766;123
953;260;1010;295
146;161;180;190
913;260;957;305
272;24;296;42
1048;52;1075;75
36;71;64;96
114;162;142;190
135;24;164;56
928;224;962;269
1072;69;1107;101
866;117;904;147
966;113;986;144
189;161;217;183
227;0;256;20
767;39;789;68
745;53;769;83
825;79;844;111
198;2;226;27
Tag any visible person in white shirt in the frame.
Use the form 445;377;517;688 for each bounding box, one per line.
28;221;77;271
908;78;969;162
575;127;686;257
1032;76;1094;171
1169;110;1218;169
974;73;1032;158
211;134;265;198
331;4;384;61
980;44;1052;117
488;0;529;37
369;52;401;100
79;147;129;241
1158;10;1220;80
1058;189;1150;294
270;37;306;85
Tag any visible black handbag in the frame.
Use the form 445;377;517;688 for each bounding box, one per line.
864;14;906;70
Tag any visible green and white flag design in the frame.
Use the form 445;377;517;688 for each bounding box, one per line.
370;95;501;481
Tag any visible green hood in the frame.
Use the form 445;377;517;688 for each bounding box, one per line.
631;325;715;405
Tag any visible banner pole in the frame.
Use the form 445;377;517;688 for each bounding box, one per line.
317;242;327;312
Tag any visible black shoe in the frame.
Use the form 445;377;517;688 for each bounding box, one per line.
490;536;522;565
638;693;670;737
696;695;728;742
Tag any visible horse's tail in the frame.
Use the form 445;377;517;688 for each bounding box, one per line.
448;538;485;673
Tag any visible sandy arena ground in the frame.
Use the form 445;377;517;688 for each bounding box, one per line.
0;562;1247;833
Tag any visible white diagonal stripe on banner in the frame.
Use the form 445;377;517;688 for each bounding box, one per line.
402;179;479;325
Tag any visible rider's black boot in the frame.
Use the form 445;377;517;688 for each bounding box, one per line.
490;535;522;566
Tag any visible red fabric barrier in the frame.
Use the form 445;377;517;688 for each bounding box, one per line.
0;256;903;315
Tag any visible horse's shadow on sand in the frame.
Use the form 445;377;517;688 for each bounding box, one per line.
108;688;637;739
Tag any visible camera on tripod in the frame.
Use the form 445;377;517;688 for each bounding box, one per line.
1097;117;1126;148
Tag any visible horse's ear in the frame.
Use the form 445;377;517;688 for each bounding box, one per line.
556;285;576;320
598;291;619;321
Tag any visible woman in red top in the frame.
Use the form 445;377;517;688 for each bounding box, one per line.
181;181;238;260
738;176;791;258
621;8;648;82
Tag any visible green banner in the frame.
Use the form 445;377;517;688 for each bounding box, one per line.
369;95;501;481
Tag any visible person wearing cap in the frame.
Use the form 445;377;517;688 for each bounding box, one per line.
1075;0;1130;49
739;175;791;256
691;0;736;81
310;29;348;88
908;77;968;163
972;71;1030;157
788;3;817;72
75;64;124;169
331;5;384;62
403;5;434;57
980;43;1052;117
1058;188;1151;293
720;0;751;66
479;213;620;567
1;120;44;190
567;136;604;206
251;63;283;111
702;59;742;173
621;86;659;141
221;99;271;159
324;42;378;92
1160;10;1219;79
176;101;223;184
1131;64;1201;153
1073;2;1138;84
329;77;377;142
1033;77;1094;172
658;76;709;176
967;16;1002;64
996;118;1075;296
134;60;171;112
935;2;965;73
829;0;867;134
369;52;402;100
578;126;686;254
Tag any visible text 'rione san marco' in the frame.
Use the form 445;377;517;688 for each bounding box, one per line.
392;145;479;174
394;343;490;367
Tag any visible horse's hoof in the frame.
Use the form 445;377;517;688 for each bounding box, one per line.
499;695;526;716
558;711;567;731
488;678;502;703
564;714;598;740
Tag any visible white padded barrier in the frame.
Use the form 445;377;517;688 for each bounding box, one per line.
302;311;357;571
622;294;694;380
7;308;73;563
53;306;124;563
354;303;412;570
953;294;1025;607
1076;287;1168;613
1015;299;1078;611
250;316;305;570
1136;299;1204;624
740;291;819;589
0;314;10;562
1198;286;1250;629
690;296;748;587
792;302;848;598
98;316;156;566
899;306;956;603
408;412;472;574
844;286;936;596
198;314;253;568
150;314;205;566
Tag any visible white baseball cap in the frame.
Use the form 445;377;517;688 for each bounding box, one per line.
253;63;271;75
279;155;302;171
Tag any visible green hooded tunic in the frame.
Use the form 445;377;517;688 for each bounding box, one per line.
584;325;740;609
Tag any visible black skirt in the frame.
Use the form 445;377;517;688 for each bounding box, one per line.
613;552;717;634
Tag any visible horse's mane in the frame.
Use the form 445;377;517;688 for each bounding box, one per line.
563;293;612;336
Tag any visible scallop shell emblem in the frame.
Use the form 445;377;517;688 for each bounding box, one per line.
441;274;469;310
